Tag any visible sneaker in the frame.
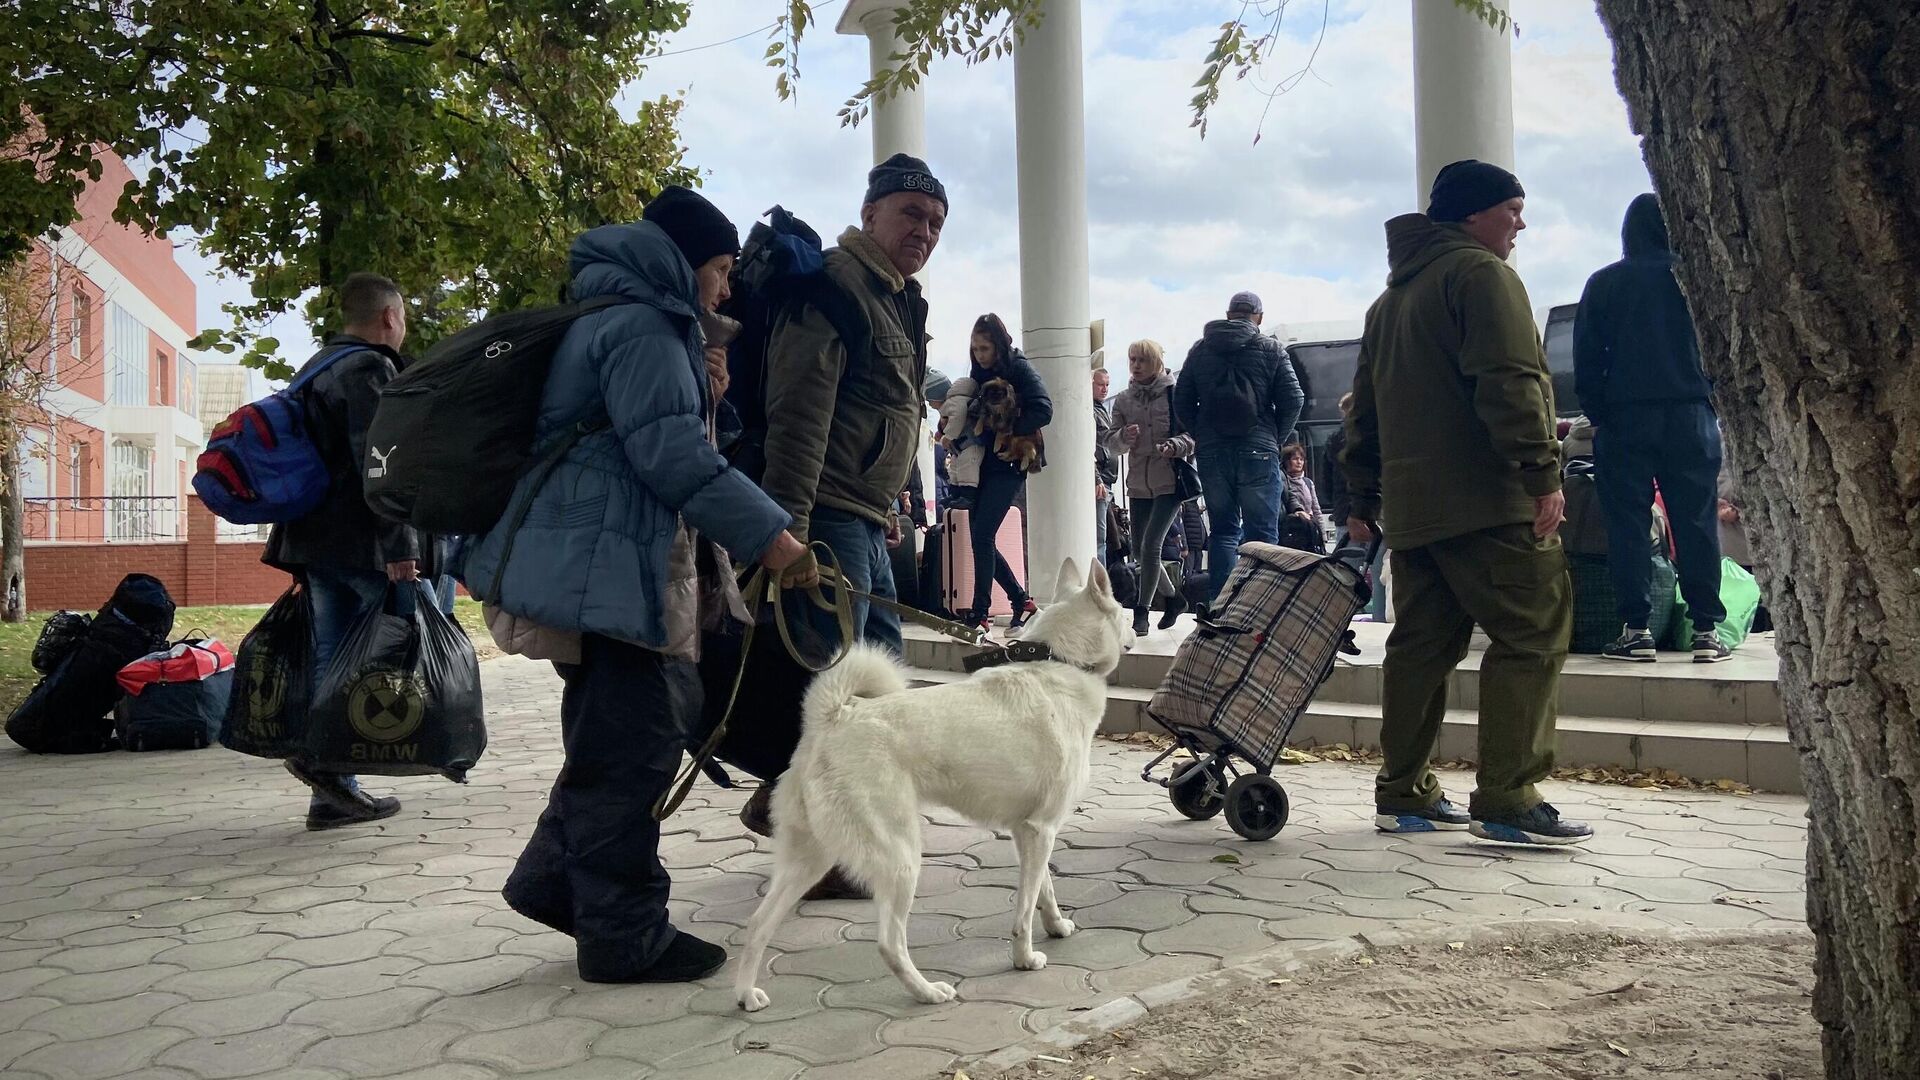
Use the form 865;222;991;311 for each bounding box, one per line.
1470;802;1594;846
1691;630;1732;663
578;928;726;984
1132;609;1151;637
1600;626;1657;663
305;795;401;831
1008;597;1038;630
1157;591;1189;630
1375;798;1471;833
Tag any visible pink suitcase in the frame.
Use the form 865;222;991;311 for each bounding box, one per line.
941;507;1027;616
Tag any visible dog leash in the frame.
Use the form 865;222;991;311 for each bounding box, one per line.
652;546;993;822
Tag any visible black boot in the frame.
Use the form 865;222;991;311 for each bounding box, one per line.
1158;590;1189;630
739;783;774;838
1133;608;1151;636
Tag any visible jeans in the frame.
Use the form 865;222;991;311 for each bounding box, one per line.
303;566;394;810
429;575;458;617
1095;494;1110;568
808;507;903;653
502;635;698;975
1197;445;1284;600
1595;401;1725;630
1128;494;1185;610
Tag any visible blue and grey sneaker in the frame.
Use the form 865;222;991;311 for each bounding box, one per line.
1470;802;1593;846
1375;798;1471;833
1691;630;1732;663
1600;626;1657;663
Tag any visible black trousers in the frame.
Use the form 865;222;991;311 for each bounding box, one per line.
503;634;699;976
965;467;1028;614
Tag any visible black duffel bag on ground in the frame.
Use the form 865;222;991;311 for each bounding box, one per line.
6;574;175;755
306;583;486;782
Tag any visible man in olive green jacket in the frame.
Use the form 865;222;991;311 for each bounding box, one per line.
1342;159;1592;846
761;154;946;654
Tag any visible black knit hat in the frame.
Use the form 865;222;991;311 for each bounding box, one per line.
1426;159;1526;223
642;185;740;269
864;153;948;211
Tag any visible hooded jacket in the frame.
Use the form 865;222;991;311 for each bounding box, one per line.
1341;214;1559;550
1572;194;1713;419
459;221;790;652
1173;318;1303;452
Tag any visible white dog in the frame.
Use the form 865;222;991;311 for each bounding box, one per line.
734;557;1134;1009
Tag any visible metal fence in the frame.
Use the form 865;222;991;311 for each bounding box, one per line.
24;496;185;544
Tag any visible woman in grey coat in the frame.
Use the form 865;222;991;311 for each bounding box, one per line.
1105;339;1196;635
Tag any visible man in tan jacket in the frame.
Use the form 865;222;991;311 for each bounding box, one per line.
1343;159;1591;847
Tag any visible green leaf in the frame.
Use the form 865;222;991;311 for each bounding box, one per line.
1211;853;1241;864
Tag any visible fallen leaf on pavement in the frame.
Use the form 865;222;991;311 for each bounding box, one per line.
1211;853;1241;864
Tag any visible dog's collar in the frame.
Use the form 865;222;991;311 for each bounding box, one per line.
961;639;1103;675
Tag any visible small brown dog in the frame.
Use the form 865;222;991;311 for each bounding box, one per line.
973;378;1046;474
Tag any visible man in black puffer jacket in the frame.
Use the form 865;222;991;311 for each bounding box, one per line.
1174;291;1305;602
1573;193;1728;664
264;273;422;830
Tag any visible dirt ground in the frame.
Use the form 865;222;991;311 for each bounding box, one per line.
980;932;1820;1080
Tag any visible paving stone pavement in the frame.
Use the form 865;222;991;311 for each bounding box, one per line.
0;656;1810;1080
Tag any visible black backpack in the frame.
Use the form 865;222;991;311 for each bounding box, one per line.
718;206;871;484
1198;360;1265;440
364;296;627;535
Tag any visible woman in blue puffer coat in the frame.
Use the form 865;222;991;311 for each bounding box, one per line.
461;188;806;986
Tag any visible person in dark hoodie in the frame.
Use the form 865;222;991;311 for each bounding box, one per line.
1174;291;1305;605
958;312;1050;629
1342;159;1590;847
1573;193;1728;664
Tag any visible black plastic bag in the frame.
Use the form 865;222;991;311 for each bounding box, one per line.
221;585;314;760
306;583;485;782
31;611;91;675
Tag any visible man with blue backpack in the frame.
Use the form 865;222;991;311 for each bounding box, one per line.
262;272;423;830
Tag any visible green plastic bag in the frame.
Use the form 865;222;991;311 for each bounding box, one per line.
1666;557;1762;650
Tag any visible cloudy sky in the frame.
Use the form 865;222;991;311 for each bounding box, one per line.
182;0;1653;384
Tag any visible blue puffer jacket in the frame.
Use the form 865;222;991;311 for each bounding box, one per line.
459;222;791;650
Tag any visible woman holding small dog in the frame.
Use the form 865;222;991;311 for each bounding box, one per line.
956;313;1051;629
1104;339;1197;635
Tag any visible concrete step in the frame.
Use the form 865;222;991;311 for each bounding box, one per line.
903;623;1784;728
903;666;1801;794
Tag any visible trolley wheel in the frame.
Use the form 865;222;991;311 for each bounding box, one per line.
1224;774;1290;840
1168;760;1228;821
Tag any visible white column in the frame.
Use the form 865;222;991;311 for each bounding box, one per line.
860;10;927;163
1411;0;1515;204
844;3;938;518
1012;0;1094;603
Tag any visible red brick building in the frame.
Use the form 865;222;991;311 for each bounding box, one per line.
18;151;287;610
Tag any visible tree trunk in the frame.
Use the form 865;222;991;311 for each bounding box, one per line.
1;443;25;622
1594;3;1919;1076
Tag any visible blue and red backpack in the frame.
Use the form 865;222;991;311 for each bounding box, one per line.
192;345;359;525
